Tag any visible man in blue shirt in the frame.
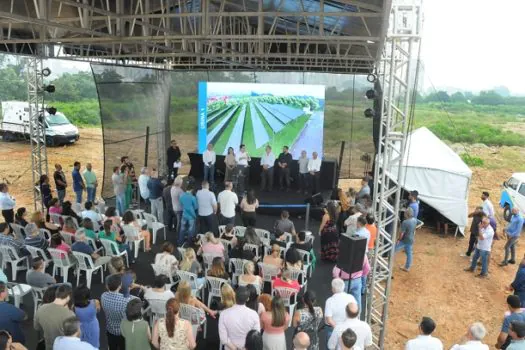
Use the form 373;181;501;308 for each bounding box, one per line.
508;255;525;307
72;161;85;204
395;207;417;272
501;208;525;266
179;186;198;245
408;190;420;220
147;170;164;222
0;282;25;344
496;295;525;349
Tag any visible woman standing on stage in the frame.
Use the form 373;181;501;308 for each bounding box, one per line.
319;200;339;262
224;147;236;182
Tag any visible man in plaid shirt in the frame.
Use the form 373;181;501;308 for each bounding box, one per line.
101;274;132;350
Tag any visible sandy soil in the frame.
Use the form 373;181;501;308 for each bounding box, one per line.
0;130;519;348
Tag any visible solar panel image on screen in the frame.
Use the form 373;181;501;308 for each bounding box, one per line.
197;82;325;159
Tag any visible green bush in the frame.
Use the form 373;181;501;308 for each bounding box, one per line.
50;100;101;126
460;154;484;167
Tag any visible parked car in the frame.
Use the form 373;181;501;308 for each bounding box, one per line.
500;173;525;221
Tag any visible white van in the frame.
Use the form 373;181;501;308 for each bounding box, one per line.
0;101;79;146
500;173;525;221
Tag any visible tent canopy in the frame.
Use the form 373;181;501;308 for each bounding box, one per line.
391;127;472;234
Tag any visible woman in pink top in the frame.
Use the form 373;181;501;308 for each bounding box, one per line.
48;198;62;215
51;234;71;253
260;296;290;349
199;232;225;256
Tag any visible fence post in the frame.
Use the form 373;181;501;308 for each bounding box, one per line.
144;126;150;167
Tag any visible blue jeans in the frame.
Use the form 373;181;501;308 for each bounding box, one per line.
361;275;367;295
470;248;489;275
116;193;126;217
86;187;96;203
74;190;83;204
57;189;66;204
179;217;195;245
204;164;215;185
344;278;363;311
395;241;413;270
325;325;334;349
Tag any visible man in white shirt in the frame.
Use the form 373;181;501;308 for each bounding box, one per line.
481;191;494;219
450;322;489;350
405;317;443;350
203;143;217;187
293;332;311;350
325;278;357;346
196;181;217;234
138;167;151;208
308;151;322;194
260;145;275;192
81;201;102;225
344;204;365;236
171;176;184;233
235;144;251;191
217;182;238;225
340;328;360;350
328;303;372;350
465;216;494;277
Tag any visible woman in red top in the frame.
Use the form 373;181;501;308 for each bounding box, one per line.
260;296;290;349
272;268;300;292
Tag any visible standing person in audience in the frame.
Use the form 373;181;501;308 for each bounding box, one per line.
26;258;56;288
293;332;311;350
355;216;371;251
465;216;495;278
241;189;259;227
465;206;485;257
224;147;237;182
112;166;127;216
405;317;443;350
507;321;525;350
0;183;16;224
277;145;293;191
339;329;358;350
219;286;261;350
72;161;85;204
196;181;217;234
365;214;377;251
179;184;198;245
501;207;525;266
356;176;370;202
203;142;216;188
450;322;489;350
39;175;52;210
320;201;339;262
307;151;321;194
163;179;176;232
148;169;165;222
152;298;195;350
344;205;364;236
120;298;151;350
34;284;75;350
332;256;369;309
297;150;309;194
53;316;97;350
395;207;417;272
167;139;182;179
260;145;275;192
328;302;372;350
481;191;495;220
53;163;68;204
171;176;185;234
74;285;100;349
274;210;296;236
101;274;132;350
138;167;151;210
260;296;290;349
121;157;136;210
217;181;238;226
324;278;357;345
0;282;25;345
293;291;323;350
496;295;525;349
245;330;264;350
245;284;264;315
507;254;525;307
83;163;97;204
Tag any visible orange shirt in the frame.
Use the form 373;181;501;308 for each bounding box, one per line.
366;223;377;250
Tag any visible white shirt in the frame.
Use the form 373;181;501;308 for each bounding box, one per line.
328;318;373;350
0;192;15;210
138;174;150;200
476;224;494;251
325;292;357;326
308;157;322;172
405;335;443;350
355;226;371;252
144;288;175;302
450;341;489;350
261;152;276;168
236;151;250;166
482;199;494;218
81;209;102;224
203;150;216;166
344;212;362;235
218;190;239;218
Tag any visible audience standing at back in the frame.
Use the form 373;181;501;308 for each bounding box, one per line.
101;274;132;350
508;321;525;350
405;317;443;350
74;285;100;349
245;330;264;350
324;278;357;346
450;322;489;350
152;298;196;350
0;282;25;345
497;295;525;349
120;298;151;350
340;328;358;350
53;316;97;350
328;302;372;350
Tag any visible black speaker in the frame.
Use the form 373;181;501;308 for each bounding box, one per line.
337;235;367;275
304;192;323;206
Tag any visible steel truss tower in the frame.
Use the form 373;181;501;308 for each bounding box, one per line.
366;0;422;348
26;56;48;212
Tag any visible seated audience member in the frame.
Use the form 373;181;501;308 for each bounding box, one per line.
219;283;236;311
72;231;111;267
180;248;205;288
244;227;262;247
81;218;99;241
0;223;29;257
508;321;525;350
104;207;122;233
450;322;489;350
507;254;525;307
120;298;151;350
53;316;97;350
0;282;25;344
62;217;78;234
285;247;303;270
271;229;288;248
14;208;29;228
26;257;56;288
497;295;525;349
293;332;311;350
245;284;265;315
199;231;225;256
263;244;284;268
101;274;132;350
73;285;100;349
154;242;178;277
48;198;62;215
207;256;230;281
174;280;217;318
405;317;443;350
0;268;7;284
340;328;358;350
273;268;301;292
219;286;261;349
24;224;49;250
121;210;151;251
81;201;102;225
220;223;238;246
292;231;313;252
61;201;82;224
324;278;357;341
0;330;27;350
260;296;290;348
244;329;263;350
239;261;263;292
274;210;296;235
144;275;175;303
99;219;131;260
152;298;196;350
51;234;72;254
31;211;60;234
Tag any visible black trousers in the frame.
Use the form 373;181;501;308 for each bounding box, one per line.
164;208;176;230
107;332;125;350
2;209;14;224
199;214;215;234
242;211;256;227
309;172;321;194
299;173;309;191
220;214;235;226
279;167;291;189
466;231;478;256
261;167;274;191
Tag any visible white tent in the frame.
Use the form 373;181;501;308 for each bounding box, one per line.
389;127;472;234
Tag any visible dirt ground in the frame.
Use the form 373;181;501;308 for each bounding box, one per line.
0;129;520;348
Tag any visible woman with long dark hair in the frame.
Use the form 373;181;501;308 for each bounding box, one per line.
224;146;236;182
0;330;27;350
245;284;265;316
319;200;339;262
240;189;259;227
61;200;82;223
152;298;196;350
292;291;323;349
260;296;289;349
39;175;52;209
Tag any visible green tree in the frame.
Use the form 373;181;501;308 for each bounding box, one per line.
473;90;504;105
425;90;450;103
450;91;466;103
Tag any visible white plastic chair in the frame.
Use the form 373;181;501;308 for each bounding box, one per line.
229;258;247;286
282;232;294;244
95;202;107;215
7;282;32;308
49;213;62;226
0;245;29;281
9;224;26;240
296;248;313;278
131;209;145;221
25;245;52;265
100;238;129;266
39;228;52;242
145;298;167;327
176;270;204;298
220;239;233;253
243;243;260;257
205;276;228;308
202;253;223;276
31;286;45;317
122;225;145;259
72;251;104;288
254;228;271;241
72;203;83;214
150;263;176;284
143;212;166;245
273;287;298;326
179;303;207;340
48;248;76;283
62;215;80;230
234;226;246;237
60;231;75;246
258;263;281;294
288;267;307;291
218;225;226;236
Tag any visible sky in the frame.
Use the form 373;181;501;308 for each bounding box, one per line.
421;0;525;95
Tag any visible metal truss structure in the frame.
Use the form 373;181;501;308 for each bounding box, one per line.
26;55;49;212
366;0;421;348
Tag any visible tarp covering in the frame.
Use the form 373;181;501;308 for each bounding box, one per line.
391;127;472;234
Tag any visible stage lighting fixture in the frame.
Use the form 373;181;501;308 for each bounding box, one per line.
367;74;377;83
47;107;57;115
366;89;376;100
43;84;55;93
41;67;51;77
364;108;375;118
